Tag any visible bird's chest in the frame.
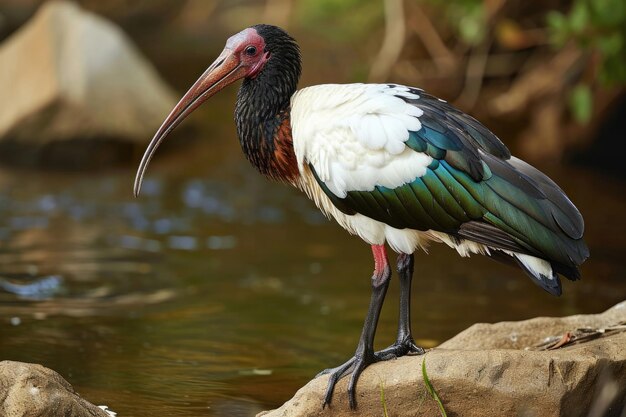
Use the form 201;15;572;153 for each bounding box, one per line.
238;112;299;184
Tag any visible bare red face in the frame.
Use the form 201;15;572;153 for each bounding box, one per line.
225;28;269;78
133;27;269;196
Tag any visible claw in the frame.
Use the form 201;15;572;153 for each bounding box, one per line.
347;357;370;409
321;357;356;408
319;354;375;409
316;356;355;378
318;340;424;408
406;341;425;355
375;338;425;361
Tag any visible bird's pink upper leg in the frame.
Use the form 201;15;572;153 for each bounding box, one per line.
371;244;390;287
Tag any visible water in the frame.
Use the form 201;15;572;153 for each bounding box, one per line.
0;128;624;416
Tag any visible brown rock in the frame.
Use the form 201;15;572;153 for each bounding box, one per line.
0;360;115;417
258;301;626;417
0;1;177;165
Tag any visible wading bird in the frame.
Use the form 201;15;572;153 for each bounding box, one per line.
134;25;589;409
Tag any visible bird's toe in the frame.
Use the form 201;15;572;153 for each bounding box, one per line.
375;338;425;361
316;356;355;378
347;356;371;409
319;352;378;409
406;340;425;355
320;357;356;408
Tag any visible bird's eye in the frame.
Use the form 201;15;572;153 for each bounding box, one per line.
245;46;257;56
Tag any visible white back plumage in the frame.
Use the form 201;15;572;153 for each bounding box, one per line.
290;84;432;198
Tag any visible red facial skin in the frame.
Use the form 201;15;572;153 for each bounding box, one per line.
225;28;270;78
134;28;270;195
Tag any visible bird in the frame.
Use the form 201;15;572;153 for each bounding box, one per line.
133;24;589;409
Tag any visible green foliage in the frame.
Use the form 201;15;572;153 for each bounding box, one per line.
425;0;487;45
422;0;624;124
422;357;447;417
569;84;593;123
451;1;486;45
296;0;383;42
547;0;626;85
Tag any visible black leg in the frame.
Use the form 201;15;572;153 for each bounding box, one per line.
319;245;391;409
375;253;424;361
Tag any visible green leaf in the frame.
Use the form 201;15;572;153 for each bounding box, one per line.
569;1;590;34
596;33;623;55
458;6;485;45
590;0;626;26
600;55;626;84
379;378;389;417
547;11;567;32
422;357;447;417
569;84;593;123
546;12;569;46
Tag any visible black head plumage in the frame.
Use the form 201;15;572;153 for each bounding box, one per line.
236;25;301;121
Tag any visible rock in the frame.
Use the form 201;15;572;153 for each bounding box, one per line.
0;360;116;417
0;1;177;166
258;301;626;417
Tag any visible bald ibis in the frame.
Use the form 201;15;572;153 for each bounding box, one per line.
134;25;589;409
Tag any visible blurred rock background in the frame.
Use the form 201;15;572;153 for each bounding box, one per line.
0;0;624;172
0;2;177;167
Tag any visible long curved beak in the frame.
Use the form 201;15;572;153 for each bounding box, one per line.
133;48;247;197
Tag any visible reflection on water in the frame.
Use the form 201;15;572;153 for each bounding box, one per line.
0;275;62;299
0;134;624;416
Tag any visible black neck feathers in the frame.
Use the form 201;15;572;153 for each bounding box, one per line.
235;25;301;180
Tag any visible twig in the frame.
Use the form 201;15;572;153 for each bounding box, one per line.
406;3;456;74
454;0;506;109
490;44;584;115
454;40;492;110
547;332;572;350
368;0;406;82
531;322;626;351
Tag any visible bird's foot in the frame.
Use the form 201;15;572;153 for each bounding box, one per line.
316;338;424;409
317;351;377;409
375;335;425;361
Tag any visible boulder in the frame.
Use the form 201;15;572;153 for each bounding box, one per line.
0;1;177;166
0;360;116;417
258;301;626;417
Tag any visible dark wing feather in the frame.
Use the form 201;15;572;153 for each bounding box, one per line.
403;88;511;159
507;157;584;240
458;221;533;253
